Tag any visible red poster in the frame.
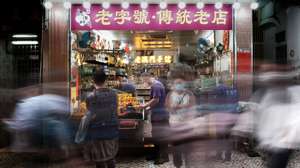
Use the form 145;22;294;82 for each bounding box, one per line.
237;51;251;73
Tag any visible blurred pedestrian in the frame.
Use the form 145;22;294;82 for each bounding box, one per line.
254;63;300;168
5;83;71;159
165;63;196;168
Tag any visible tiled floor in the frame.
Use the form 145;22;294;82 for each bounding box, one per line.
1;151;300;168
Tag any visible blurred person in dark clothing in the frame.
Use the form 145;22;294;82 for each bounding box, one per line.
75;69;119;168
139;72;169;165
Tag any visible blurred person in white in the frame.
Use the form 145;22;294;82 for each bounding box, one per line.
5;83;71;158
165;63;196;168
253;63;300;168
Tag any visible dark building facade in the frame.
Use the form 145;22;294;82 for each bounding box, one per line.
0;0;43;89
254;0;300;67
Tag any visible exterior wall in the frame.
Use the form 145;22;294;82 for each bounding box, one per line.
263;27;276;61
0;39;15;118
42;3;69;83
262;10;287;62
235;4;253;101
0;40;14;89
287;7;300;69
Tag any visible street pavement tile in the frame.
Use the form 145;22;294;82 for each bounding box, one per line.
1;151;300;168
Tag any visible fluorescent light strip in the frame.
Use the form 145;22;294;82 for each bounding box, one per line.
13;34;38;38
12;41;39;45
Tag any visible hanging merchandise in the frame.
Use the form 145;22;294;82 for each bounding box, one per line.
196;37;215;65
78;31;91;48
216;43;225;55
91;34;101;49
113;40;121;50
124;43;130;54
95;53;108;64
223;30;230;51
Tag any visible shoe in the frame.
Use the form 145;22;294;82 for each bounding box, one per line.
154;158;169;165
247;151;260;157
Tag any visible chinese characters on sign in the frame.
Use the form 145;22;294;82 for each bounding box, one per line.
95;9;112;25
134;55;173;64
72;4;232;30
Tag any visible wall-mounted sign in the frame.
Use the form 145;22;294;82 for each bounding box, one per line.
71;4;232;30
134;55;173;64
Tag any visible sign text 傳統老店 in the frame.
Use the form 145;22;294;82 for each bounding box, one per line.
71;4;232;30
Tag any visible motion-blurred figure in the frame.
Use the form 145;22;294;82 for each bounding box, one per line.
253;63;300;168
5;83;71;157
165;63;196;168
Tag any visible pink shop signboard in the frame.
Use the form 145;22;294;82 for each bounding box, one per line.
71;4;232;30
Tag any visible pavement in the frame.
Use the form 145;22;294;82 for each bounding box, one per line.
1;122;300;168
1;150;300;168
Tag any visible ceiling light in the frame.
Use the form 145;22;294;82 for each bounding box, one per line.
160;1;168;9
102;1;110;9
250;2;259;10
12;41;39;45
196;2;205;9
178;2;186;9
63;1;72;9
12;34;38;38
121;1;130;9
215;2;223;9
44;1;53;9
233;2;241;9
140;1;148;9
83;1;91;9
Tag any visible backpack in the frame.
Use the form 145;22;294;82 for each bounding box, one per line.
88;88;119;140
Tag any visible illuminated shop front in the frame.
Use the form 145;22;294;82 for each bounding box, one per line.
42;0;254;142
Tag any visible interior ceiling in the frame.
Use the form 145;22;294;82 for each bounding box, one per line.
97;30;210;46
48;0;254;3
87;30;218;60
94;30;214;58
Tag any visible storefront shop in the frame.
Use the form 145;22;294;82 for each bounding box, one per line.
42;1;254;143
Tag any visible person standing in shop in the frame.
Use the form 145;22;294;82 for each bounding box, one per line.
139;72;169;165
75;69;119;168
115;71;136;96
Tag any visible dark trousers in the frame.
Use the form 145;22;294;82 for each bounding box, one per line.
173;145;183;168
151;119;170;160
96;159;116;168
268;149;292;168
